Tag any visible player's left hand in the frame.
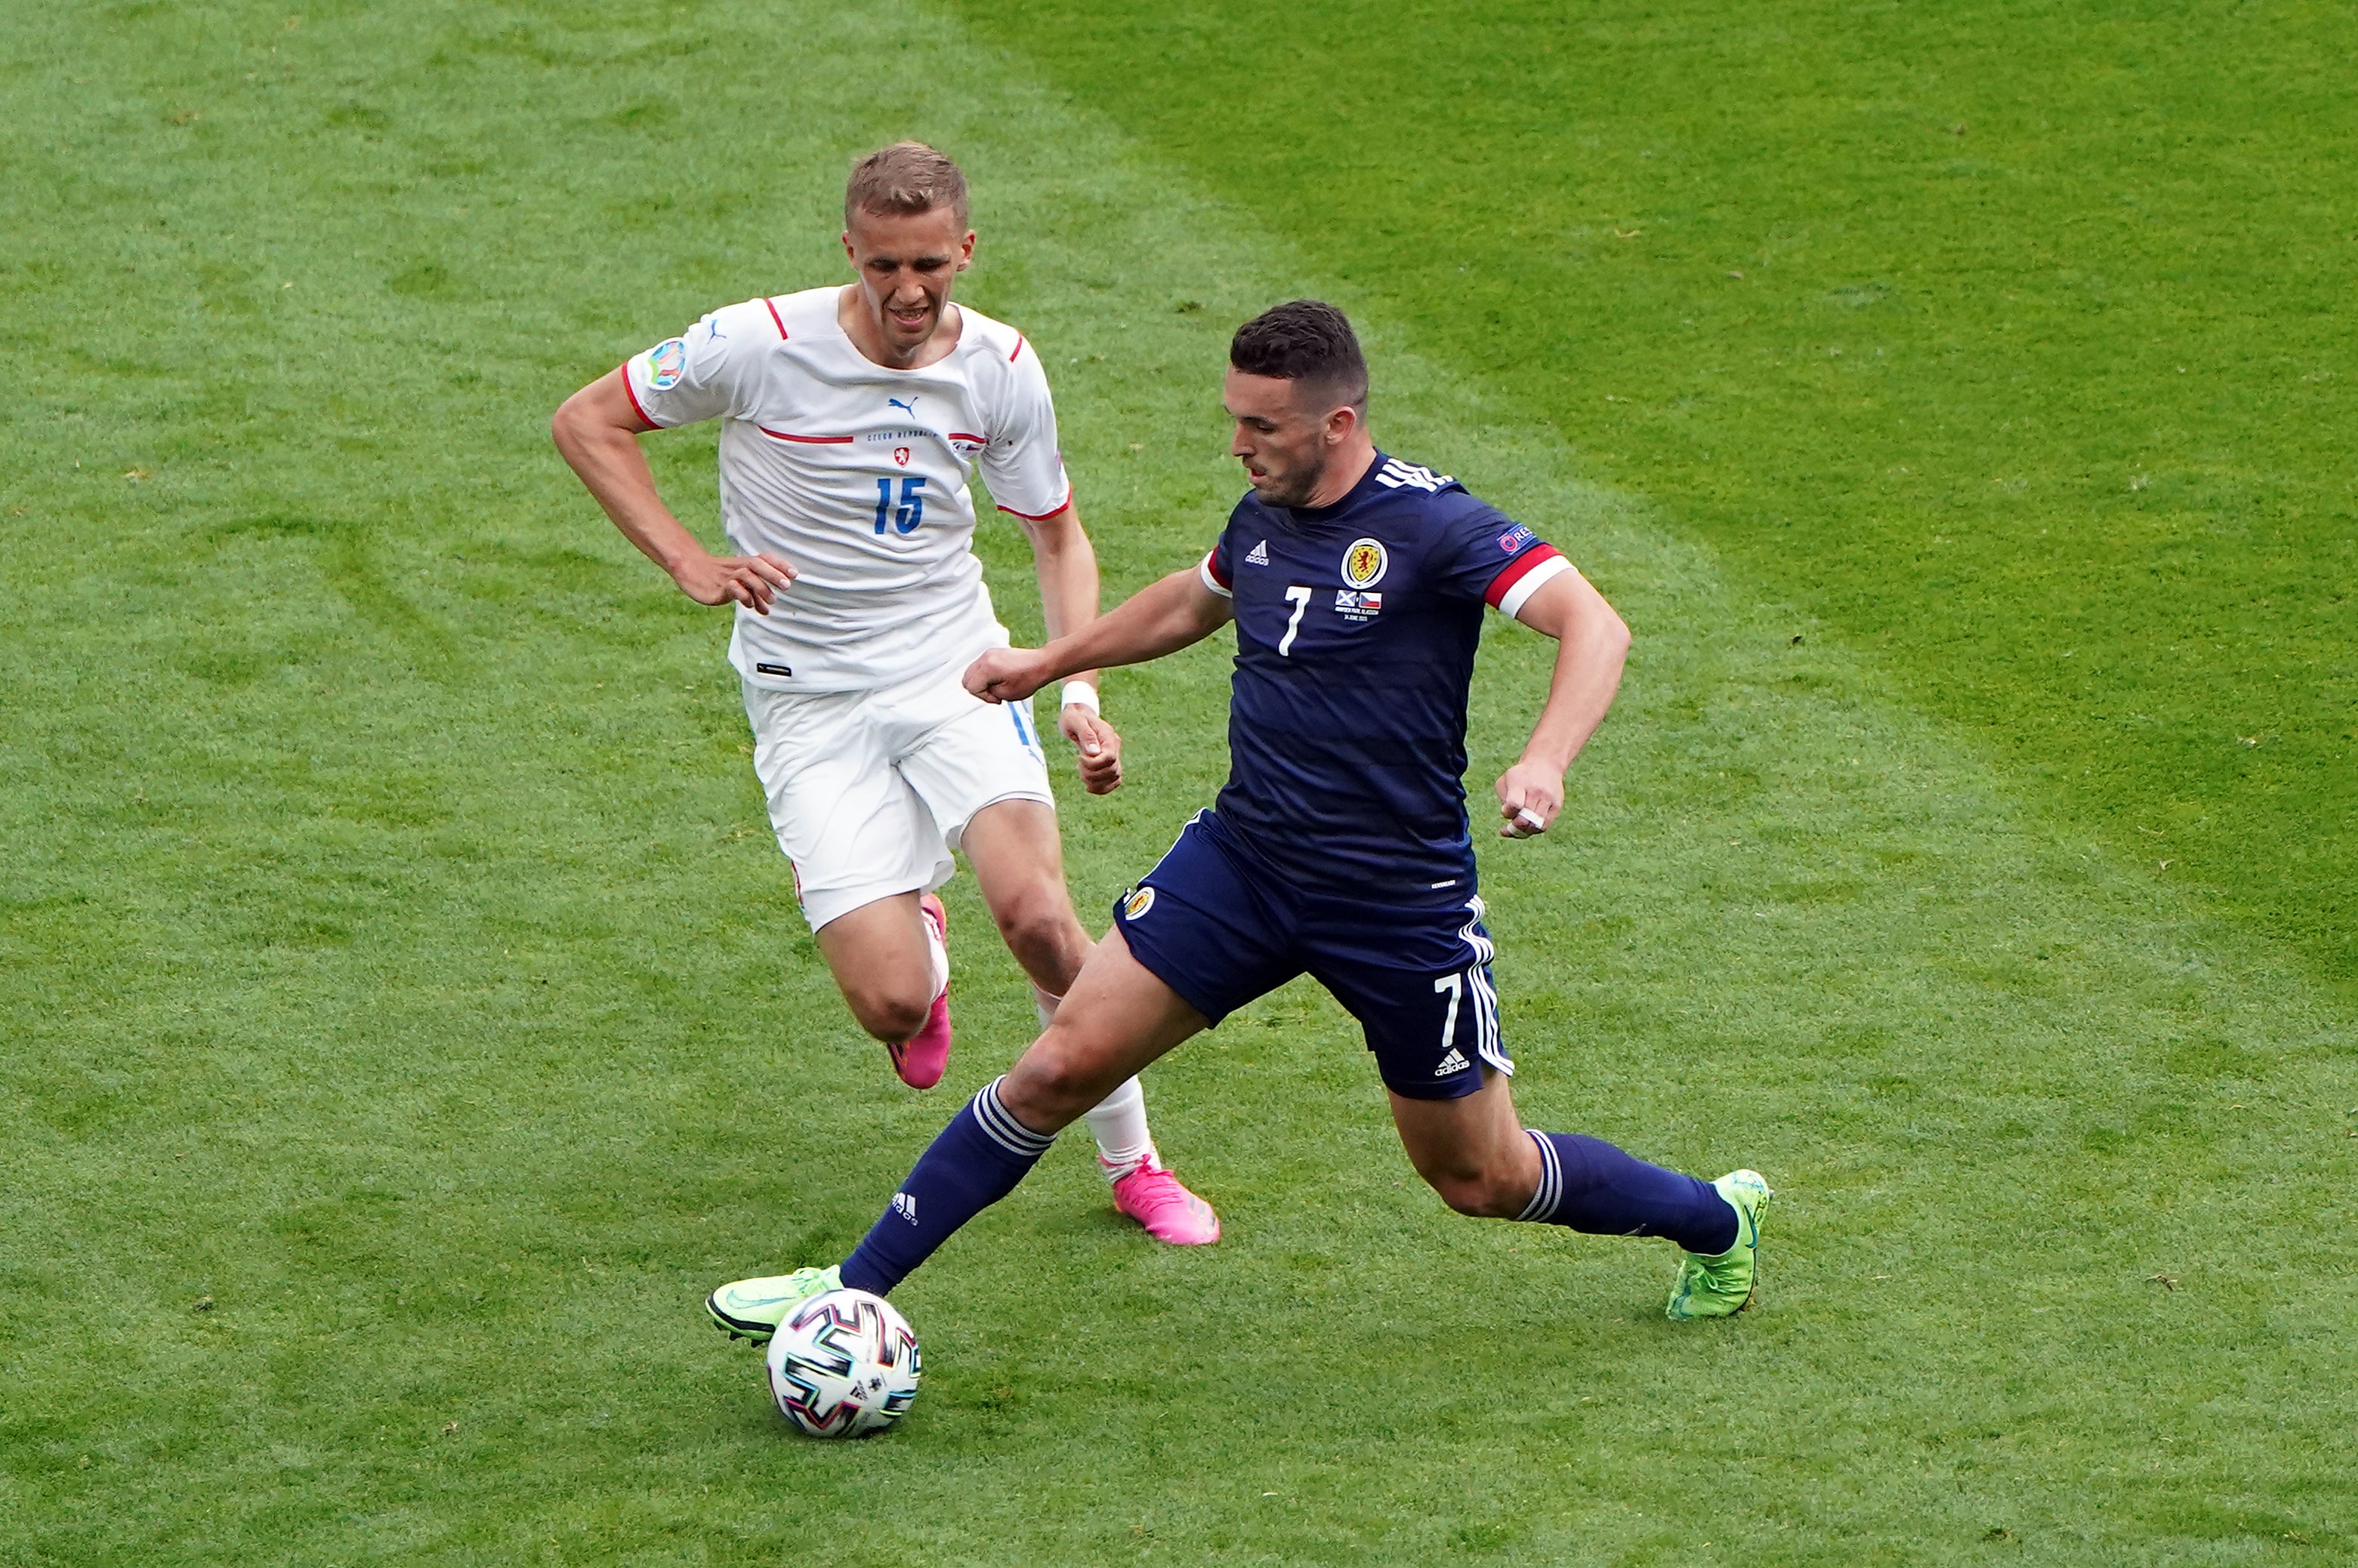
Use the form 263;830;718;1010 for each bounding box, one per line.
1495;761;1564;839
1062;708;1123;795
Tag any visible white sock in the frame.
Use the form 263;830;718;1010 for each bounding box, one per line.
1084;1075;1156;1181
1032;983;1061;1032
922;905;949;1001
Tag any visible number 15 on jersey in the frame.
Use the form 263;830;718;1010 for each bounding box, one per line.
872;475;927;536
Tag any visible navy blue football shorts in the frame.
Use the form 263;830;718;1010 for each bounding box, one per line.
1110;810;1514;1100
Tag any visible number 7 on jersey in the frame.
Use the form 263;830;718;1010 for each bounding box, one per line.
1278;584;1313;656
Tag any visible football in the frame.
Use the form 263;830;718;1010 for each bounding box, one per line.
764;1289;921;1438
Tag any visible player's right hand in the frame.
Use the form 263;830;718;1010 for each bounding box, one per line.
964;647;1051;704
673;550;796;614
1062;709;1123;795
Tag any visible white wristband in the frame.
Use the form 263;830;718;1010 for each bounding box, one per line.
1058;681;1100;714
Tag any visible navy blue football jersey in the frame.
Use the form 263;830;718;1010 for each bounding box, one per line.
1195;452;1571;906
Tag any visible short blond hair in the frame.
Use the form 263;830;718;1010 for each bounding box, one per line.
844;142;970;228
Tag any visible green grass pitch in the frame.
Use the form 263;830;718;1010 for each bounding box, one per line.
4;1;2353;1563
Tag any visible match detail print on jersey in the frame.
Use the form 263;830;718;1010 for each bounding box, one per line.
622;288;1075;694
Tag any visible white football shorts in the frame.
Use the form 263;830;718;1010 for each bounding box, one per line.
743;653;1054;931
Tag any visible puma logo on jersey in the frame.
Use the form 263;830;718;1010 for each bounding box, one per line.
1375;458;1452;492
888;396;921;418
1245;539;1270;566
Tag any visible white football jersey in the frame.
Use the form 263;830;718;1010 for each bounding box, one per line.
622;287;1073;693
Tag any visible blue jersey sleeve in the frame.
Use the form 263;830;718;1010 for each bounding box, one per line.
1427;500;1573;619
1198;520;1238;599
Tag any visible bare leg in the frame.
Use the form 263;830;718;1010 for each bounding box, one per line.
812;890;937;1045
962;801;1196;1213
1387;1069;1544;1218
957;798;1091;995
803;796;1073;1067
998;927;1208;1133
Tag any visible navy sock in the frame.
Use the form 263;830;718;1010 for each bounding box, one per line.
839;1077;1056;1296
1517;1131;1738;1255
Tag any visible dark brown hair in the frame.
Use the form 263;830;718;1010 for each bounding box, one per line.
1229;299;1368;410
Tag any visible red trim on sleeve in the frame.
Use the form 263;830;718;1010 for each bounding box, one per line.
1483;544;1564;608
1205;548;1233;590
758;427;853;444
946;431;987;444
619;365;656;430
1009;334;1026;363
763;297;789;338
995;483;1075;523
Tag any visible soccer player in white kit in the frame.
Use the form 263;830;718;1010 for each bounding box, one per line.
551;144;1218;1268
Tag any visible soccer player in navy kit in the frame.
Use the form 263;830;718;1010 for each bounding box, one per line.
708;301;1770;1337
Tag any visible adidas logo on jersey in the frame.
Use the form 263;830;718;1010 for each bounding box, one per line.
1245;539;1270;566
1375;458;1453;493
1434;1047;1471;1076
891;1191;919;1224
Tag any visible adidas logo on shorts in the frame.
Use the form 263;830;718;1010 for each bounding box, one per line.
1434;1047;1471;1076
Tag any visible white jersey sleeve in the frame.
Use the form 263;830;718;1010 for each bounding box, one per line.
620;299;782;428
978;335;1073;520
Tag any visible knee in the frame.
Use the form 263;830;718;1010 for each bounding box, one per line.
1422;1163;1529;1221
841;982;931;1045
999;1025;1103;1128
993;893;1082;972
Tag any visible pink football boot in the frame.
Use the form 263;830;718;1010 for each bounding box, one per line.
1107;1156;1221;1245
887;894;952;1090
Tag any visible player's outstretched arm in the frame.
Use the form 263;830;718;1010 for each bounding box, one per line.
966;566;1233;706
1493;565;1631;838
1012;500;1122;795
551;368;796;615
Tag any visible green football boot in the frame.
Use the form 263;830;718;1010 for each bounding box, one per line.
705;1265;842;1343
1665;1170;1773;1321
